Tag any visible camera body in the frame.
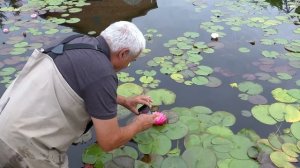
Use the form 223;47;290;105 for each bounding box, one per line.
138;104;151;114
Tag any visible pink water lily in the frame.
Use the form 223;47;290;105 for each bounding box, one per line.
2;28;9;33
31;13;38;19
153;112;167;126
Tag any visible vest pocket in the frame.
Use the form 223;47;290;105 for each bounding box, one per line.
48;148;66;166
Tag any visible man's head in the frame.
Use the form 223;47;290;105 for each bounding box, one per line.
100;21;146;72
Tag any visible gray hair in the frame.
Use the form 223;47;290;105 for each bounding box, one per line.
100;21;146;57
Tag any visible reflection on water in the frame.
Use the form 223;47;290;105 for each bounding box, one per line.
266;0;300;13
0;0;23;28
44;0;157;34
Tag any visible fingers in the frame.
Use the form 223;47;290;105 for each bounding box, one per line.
137;95;152;107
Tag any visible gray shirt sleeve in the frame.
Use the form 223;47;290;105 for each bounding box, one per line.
82;75;118;120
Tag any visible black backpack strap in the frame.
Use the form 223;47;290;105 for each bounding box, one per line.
43;34;84;54
43;34;103;60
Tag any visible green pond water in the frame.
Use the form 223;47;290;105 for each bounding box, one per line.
1;0;300;167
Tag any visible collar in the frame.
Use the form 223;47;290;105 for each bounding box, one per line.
95;36;111;60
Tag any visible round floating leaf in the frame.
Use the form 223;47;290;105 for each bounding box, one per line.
161;156;188;168
145;89;176;106
45;29;59;35
117;83;143;97
10;48;27;55
207;125;234;137
277;73;292;80
194;66;213;76
192;76;209;85
160;121;188;140
138;134;172;155
182;147;217;168
230;135;254;160
14;42;28;48
282;143;299;158
231;26;241;31
203;48;215;53
262;50;279;58
0;67;17;76
112;146;138;159
285;104;300;122
285;44;300;53
238;81;263;95
229;159;259;168
177;42;192;50
291;122;300;139
140;76;154;84
69;7;82;13
296;80;300;86
260;39;274;45
104;156;134;168
82;144;104;164
170;73;184;81
241;110;252;117
206;76;222;87
272;88;297;103
66;18;81;24
251;105;277;125
269;103;285;122
239;47;250;53
270;151;298;168
184;134;202;149
184;32;199;38
248;95;268;105
287;89;300;100
169;48;183;56
268;133;283;150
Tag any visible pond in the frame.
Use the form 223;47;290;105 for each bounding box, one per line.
1;0;300;167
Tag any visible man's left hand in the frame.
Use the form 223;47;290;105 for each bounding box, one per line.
123;95;152;114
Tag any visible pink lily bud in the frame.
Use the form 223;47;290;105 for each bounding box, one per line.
153;112;167;126
3;28;9;33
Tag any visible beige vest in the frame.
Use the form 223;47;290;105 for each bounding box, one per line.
0;49;90;168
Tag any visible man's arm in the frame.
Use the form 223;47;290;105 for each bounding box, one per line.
92;114;157;152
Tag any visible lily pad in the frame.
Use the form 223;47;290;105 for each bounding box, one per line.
262;50;279;58
251;105;277;125
192;76;209;85
285;104;300;122
291;122;300;139
269;103;285;122
182;147;217;168
145;89;176;106
117;83;143;97
239;47;250;53
161;156;188;168
272;88;297;103
238;81;263;95
282;143;300;158
270;151;298;168
229;159;259;168
159;121;188;140
138;134;172;155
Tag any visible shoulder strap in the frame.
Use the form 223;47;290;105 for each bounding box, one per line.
43;34;102;60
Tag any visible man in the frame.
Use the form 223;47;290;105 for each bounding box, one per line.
0;21;158;168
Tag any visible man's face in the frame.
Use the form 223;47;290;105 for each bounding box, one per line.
111;49;140;72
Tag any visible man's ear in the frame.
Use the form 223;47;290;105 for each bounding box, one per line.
118;48;130;60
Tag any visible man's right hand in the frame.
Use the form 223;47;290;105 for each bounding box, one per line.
133;113;159;132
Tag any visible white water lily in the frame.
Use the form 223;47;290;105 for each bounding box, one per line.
211;33;219;39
